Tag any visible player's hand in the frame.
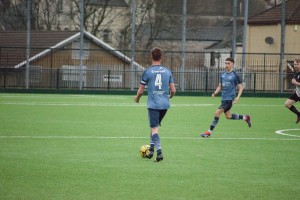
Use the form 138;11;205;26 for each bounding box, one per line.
233;97;239;104
133;96;139;103
212;93;216;98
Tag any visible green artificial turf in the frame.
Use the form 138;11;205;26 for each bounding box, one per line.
0;93;299;199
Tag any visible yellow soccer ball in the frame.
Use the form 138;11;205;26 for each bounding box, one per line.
139;145;150;158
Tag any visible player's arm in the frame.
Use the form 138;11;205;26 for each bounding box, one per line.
234;83;243;103
288;63;294;71
212;84;221;98
134;84;145;103
169;83;176;99
292;78;300;86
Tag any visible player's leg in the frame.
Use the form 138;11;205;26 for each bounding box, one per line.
151;126;160;154
201;101;231;137
228;113;252;127
210;109;223;131
285;93;300;123
145;109;157;159
201;106;223;138
151;126;163;162
226;102;251;127
147;109;165;162
153;110;167;162
149;131;154;156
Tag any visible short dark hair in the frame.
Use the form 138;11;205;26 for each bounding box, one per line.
225;57;235;63
151;47;163;61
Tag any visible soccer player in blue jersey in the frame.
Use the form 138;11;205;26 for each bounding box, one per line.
201;57;251;138
134;47;176;162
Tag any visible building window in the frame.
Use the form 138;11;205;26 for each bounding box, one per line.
103;29;111;43
72;40;90;60
62;65;86;81
103;75;122;82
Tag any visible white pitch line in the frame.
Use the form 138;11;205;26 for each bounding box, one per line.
0;94;127;99
0;102;214;107
275;129;300;138
236;105;282;107
0;102;146;106
0;135;299;141
0;102;284;107
172;104;213;107
0;136;145;139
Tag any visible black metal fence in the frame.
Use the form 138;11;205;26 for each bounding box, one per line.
0;67;296;93
0;47;299;93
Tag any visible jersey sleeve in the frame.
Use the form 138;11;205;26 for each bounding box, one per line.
140;70;148;85
233;71;242;84
235;73;242;84
169;71;174;84
219;72;223;84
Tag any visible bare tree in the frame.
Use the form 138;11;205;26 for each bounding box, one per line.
119;0;176;50
135;0;165;49
32;0;64;30
0;0;28;30
0;0;66;31
68;0;124;37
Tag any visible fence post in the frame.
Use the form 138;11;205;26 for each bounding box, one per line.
3;68;6;89
263;53;266;91
107;70;110;91
254;73;256;93
56;69;59;90
205;70;208;93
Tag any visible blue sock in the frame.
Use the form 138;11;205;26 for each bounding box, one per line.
210;117;219;131
152;133;161;153
149;133;154;151
157;149;162;155
231;114;243;120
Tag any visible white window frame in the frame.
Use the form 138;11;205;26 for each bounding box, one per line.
103;74;122;82
62;65;86;82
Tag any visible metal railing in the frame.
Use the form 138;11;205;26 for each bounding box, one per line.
0;67;295;93
0;47;299;93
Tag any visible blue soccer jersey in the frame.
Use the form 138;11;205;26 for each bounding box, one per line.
140;65;174;109
220;71;242;101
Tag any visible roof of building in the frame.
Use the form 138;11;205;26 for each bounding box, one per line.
0;31;78;48
151;24;242;50
0;31;143;69
248;0;300;25
154;27;232;42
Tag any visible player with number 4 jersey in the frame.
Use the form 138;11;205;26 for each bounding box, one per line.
140;65;174;109
134;47;176;162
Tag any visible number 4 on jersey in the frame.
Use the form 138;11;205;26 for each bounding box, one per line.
155;74;162;90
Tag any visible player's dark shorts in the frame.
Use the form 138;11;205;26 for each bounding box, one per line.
288;91;300;102
219;100;233;113
148;108;168;128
